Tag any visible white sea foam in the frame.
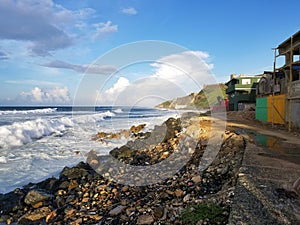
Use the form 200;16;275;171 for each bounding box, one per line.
0;117;74;148
73;111;115;124
114;108;123;113
0;156;7;163
0;108;57;115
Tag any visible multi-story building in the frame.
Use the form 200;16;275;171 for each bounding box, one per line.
225;74;261;111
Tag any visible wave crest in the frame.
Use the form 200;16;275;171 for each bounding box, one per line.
0;108;57;115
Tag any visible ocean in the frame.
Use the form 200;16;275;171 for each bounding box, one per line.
0;106;179;193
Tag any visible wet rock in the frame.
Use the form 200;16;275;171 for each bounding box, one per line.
24;189;53;206
18;207;51;224
0;188;25;213
130;124;146;134
60;162;94;180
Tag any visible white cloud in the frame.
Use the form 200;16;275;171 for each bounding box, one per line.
17;87;71;104
96;51;215;106
0;0;94;56
121;7;137;15
5;80;62;86
97;77;130;104
93;21;118;40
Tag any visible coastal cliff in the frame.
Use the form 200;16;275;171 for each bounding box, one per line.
156;84;227;110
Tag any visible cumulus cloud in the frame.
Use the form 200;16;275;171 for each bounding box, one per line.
97;51;215;106
42;60;117;75
97;77;130;104
121;7;137;15
17;87;71;104
93;21;118;40
0;0;94;56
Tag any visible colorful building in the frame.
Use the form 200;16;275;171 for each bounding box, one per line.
255;30;300;130
225;74;261;111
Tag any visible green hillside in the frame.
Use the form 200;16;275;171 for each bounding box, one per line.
156;83;227;110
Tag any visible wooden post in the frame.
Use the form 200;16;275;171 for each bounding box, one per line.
288;36;293;132
272;48;277;128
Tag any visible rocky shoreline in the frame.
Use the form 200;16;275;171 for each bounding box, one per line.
0;114;246;225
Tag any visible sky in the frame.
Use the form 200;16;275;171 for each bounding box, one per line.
0;0;299;106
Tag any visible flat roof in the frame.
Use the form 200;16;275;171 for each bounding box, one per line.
277;30;300;50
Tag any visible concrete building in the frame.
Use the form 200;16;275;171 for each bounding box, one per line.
277;30;300;130
225;74;261;111
255;30;300;130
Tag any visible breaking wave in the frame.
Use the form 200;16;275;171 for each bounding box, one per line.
0;108;57;115
0;117;73;148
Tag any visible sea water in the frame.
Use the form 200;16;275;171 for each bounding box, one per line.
0;106;179;193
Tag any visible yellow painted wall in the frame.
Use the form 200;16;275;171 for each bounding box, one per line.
267;94;285;125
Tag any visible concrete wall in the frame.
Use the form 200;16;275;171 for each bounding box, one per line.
290;99;300;128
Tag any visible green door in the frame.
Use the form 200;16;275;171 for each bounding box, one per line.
256;97;268;122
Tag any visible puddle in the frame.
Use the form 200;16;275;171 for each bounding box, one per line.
231;126;300;155
254;133;286;154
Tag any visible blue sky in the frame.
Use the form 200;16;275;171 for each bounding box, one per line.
0;0;299;106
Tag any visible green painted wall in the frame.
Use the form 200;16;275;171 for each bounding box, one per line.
256;97;268;122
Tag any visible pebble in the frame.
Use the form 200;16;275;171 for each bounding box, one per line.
174;189;184;198
137;214;154;224
109;205;127;216
0;119;246;225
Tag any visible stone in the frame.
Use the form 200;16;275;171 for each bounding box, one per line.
122;186;129;192
153;206;164;218
60;162;93;180
18;207;51;224
109;205;126;216
166;190;174;195
183;194;190;202
46;210;57;223
0;188;25;213
130;124;146;134
32;201;43;209
68;179;78;191
174;189;184;198
24;190;53;206
137;214;154;224
191;175;202;184
71;218;83;225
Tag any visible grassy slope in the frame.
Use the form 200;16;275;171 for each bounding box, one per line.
156;84;227;109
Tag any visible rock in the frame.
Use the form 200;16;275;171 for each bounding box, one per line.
60;162;94;180
18;207;51;224
24;190;53;206
70;218;83;225
0;188;25;213
96;131;108;139
166;190;174;195
68;179;78;191
109;205;126;216
130;124;146;134
183;194;190;202
46;210;57;223
122;186;129;192
191;175;202;184
137;214;154;224
153;206;164;218
174;189;184;198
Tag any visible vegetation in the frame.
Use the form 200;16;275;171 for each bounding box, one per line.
180;203;226;225
156;83;228;110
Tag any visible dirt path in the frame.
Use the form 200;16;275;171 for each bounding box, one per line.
223;111;300;224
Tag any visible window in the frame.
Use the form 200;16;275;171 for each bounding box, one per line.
242;79;251;85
